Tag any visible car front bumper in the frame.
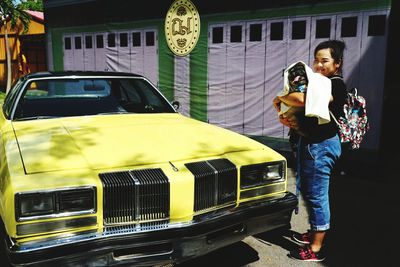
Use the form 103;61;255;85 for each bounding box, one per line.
8;192;297;266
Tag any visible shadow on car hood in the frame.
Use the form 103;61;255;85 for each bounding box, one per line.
13;114;268;174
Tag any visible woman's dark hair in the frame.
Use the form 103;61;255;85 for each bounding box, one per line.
314;40;346;65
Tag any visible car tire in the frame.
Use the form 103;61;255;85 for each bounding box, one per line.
0;221;12;267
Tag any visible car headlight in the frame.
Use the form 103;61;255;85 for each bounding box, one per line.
19;193;55;217
16;187;96;221
240;161;285;189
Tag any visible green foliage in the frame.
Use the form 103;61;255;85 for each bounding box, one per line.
20;0;43;12
0;0;31;33
0;91;6;104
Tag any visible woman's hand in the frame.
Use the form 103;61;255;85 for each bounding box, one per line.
278;114;291;127
273;96;281;112
279;114;299;129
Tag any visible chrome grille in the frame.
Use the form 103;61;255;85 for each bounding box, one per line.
103;220;169;235
99;168;170;225
185;159;237;212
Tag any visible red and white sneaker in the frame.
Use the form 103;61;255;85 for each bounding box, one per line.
289;245;326;262
292;230;311;244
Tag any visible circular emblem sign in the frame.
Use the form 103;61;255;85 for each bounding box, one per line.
165;0;200;56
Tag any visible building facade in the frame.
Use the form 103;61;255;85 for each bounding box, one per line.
44;0;392;152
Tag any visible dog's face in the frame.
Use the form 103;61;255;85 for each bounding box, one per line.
288;63;308;93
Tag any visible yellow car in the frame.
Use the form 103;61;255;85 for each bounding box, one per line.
0;72;297;266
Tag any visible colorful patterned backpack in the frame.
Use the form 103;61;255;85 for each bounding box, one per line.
330;87;370;149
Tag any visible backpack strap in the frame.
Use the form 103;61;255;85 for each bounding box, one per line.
329;75;344;124
330;76;344;81
329;110;340;126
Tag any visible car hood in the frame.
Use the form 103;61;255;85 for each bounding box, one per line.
13;114;267;174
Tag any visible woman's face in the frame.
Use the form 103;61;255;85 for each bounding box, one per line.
313;48;341;77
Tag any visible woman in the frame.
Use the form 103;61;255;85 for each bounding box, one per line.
274;40;347;261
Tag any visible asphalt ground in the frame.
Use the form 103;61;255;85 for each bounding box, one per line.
177;167;399;267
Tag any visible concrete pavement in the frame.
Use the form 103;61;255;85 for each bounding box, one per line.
178;167;399;267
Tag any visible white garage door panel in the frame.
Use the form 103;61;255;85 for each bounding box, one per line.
208;25;227;127
143;31;158;86
287;17;311;66
106;32;119;72
226;23;245;133
118;32;131;73
244;21;266;135
94;34;106;71
72;35;84;71
264;19;288;138
130;31;144;76
83;34;95;71
63;36;74;71
336;12;363;89
358;10;389;149
310;15;337;66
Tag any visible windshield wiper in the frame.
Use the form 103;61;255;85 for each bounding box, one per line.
96;111;130;115
14;116;60;121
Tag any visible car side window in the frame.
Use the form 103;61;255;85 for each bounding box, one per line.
117;80;142;104
113;79;174;113
3;79;23;119
135;80;164;108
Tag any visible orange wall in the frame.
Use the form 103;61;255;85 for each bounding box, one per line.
0;18;45;88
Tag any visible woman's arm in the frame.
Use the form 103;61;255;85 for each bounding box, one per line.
278;92;305;107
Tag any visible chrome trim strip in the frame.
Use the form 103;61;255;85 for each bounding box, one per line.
130;172;141;221
112;242;173;261
17;216;97;236
205;160;219;206
14;186;96;195
240;183;286;199
17;209;96;223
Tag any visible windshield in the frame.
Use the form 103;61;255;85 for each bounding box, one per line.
13;77;175;120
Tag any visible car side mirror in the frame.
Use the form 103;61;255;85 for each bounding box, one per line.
171;100;180;111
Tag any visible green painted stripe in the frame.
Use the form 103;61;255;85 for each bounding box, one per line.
51;28;64;72
156;21;174;101
189;21;208;122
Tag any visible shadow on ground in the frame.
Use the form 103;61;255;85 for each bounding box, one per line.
175;241;260;267
256;174;399;267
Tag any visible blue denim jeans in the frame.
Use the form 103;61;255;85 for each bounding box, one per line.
297;134;341;231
